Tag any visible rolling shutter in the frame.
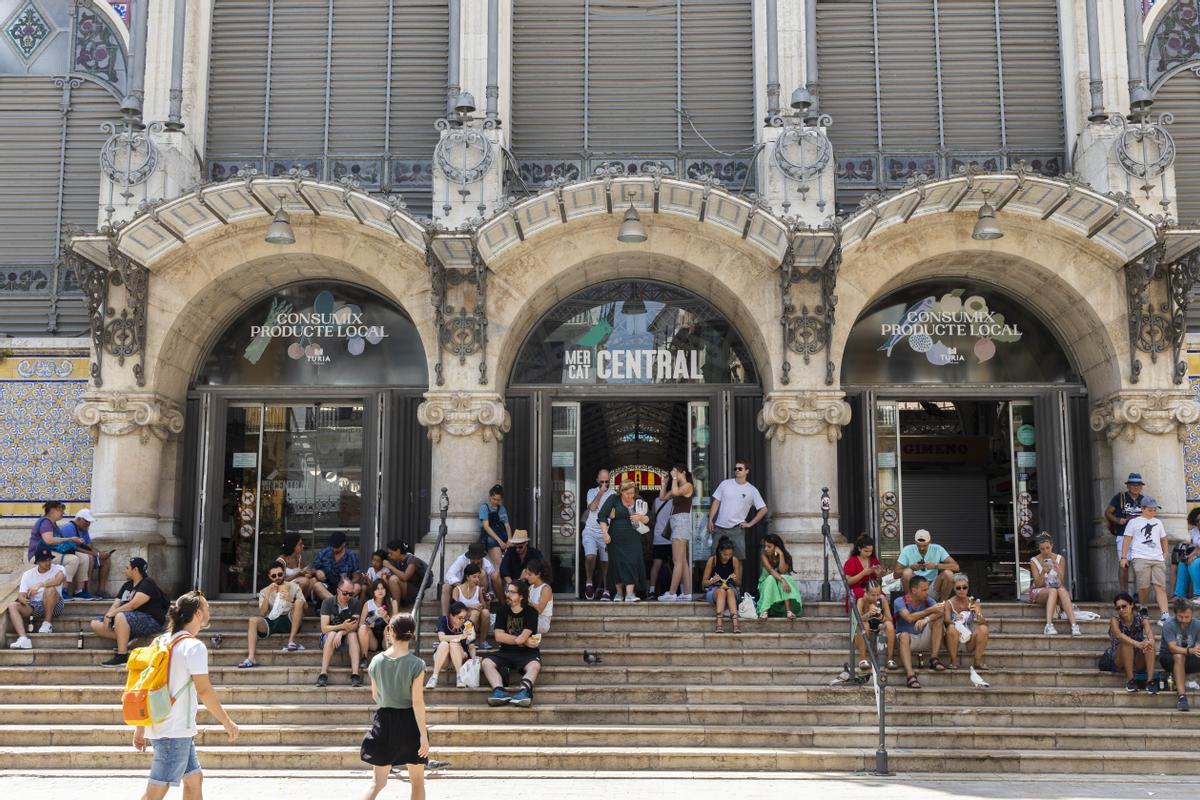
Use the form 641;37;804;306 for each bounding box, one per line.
938;0;1002;152
876;1;939;153
511;0;586;158
1154;70;1200;225
816;0;878;153
329;0;389;154
265;0;328;155
681;0;754;155
901;470;990;556
0;78;61;265
205;0;268;157
998;0;1064;157
388;0;449;157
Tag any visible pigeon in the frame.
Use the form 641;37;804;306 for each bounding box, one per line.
970;666;990;689
583;650;603;665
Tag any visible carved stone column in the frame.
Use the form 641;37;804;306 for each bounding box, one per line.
417;391;511;541
73;391;185;591
1089;390;1200;597
758;390;852;597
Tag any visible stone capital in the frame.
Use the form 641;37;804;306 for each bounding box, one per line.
73;392;184;445
1089;391;1200;443
417;391;511;444
757;391;852;443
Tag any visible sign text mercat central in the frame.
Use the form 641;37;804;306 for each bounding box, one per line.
565;348;701;382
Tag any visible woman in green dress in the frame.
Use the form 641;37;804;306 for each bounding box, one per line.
756;533;802;619
599;480;650;602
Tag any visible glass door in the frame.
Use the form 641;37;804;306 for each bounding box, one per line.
874;400;903;563
218;402;366;595
1010;400;1039;600
549;402;580;594
688;401;712;563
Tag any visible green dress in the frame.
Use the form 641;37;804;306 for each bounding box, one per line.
599;495;647;589
756;556;802;617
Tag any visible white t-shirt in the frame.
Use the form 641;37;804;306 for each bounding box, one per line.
711;479;766;529
1126;517;1167;561
584;487;616;534
529;582;554;634
19;564;65;603
149;632;209;740
651;498;672;546
364;598;388;626
366;565;392;583
444;553;496;585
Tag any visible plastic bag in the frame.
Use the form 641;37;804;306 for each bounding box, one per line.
633;498;650;535
457;656;481;688
738;593;757;618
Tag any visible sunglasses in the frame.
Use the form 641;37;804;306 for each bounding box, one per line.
1116;603;1131;610
954;586;969;591
734;466;747;472
338;589;353;596
269;573;284;580
504;588;518;595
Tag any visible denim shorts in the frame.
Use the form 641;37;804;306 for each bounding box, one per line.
320;631;348;651
148;736;201;786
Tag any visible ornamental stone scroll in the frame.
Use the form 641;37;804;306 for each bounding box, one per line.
73;392;185;445
1089;391;1200;443
417;391;511;444
756;391;853;443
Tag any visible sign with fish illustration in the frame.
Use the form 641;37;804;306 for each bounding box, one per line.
877;290;1023;367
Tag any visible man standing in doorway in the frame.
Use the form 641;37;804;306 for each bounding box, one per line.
582;469;615;600
1106;473;1146;594
707;459;768;561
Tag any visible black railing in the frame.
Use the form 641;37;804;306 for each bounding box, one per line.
820;486;889;776
413;487;450;654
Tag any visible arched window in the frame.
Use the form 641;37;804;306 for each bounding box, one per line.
205;0;448;216
0;0;126;336
817;0;1065;210
1147;0;1200;223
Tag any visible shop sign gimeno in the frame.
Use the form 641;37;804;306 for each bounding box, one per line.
878;290;1022;367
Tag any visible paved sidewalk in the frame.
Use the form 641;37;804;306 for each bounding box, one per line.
0;772;1189;799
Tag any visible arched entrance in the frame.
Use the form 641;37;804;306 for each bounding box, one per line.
187;280;430;596
837;278;1091;600
505;278;766;597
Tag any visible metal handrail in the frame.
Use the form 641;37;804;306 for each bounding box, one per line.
820;486;889;776
413;487;450;654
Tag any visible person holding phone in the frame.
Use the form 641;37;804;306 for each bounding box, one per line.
582;469;615;600
894;529;958;601
59;508;110;599
844;534;883;606
317;575;363;688
943;574;990;671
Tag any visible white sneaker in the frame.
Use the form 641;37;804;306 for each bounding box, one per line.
425;675;437;690
1043;623;1058;635
613;591;624;602
624;594;640;602
9;636;31;650
659;592;677;602
1189;680;1200;691
37;622;52;634
1160;612;1171;627
455;678;467;689
676;593;692;602
1070;624;1082;636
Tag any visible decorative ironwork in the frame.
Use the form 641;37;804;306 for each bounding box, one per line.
331;159;382;190
433;122;496;187
887;156;940;185
63;246;112;386
1168;250;1200;384
779;228;840;386
1109;113;1177;197
773;116;834;184
593;160;673;178
683;158;751;186
428;236;490;387
1125;242;1168;385
0;267;52;293
100;120;161;189
837;156;876;184
513;160;582;188
270;159;321;179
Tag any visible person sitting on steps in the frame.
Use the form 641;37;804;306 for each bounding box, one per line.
482;579;542;708
756;533;801;620
4;547;65;650
238;562;306;668
702;537;742;634
91;557;168;667
854;581;897;673
522;559;555;634
426;600;474;689
1100;592;1157;694
1161;596;1200;712
383;541;427;610
317;575;363;688
441;542;501;617
453;562;493;652
894;574;946;689
942;573;990;671
1029;532;1082;636
893;529;958;602
358;578;398;671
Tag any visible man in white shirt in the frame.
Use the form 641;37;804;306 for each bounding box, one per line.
135;591;238;799
238;563;307;668
1121;496;1171;622
582;469;615;600
441;542;501;615
4;547;66;649
707;459;768;561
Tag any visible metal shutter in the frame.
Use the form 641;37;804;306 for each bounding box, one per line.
998;0;1063;157
511;0;586;158
388;0;448;157
587;0;678;155
1154;70;1200;225
266;0;329;155
816;0;878;152
680;0;754;155
901;469;990;556
0;78;61;264
876;1;939;152
206;0;269;158
329;0;389;154
938;0;1002;152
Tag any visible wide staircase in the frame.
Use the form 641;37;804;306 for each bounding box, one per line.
0;597;1194;774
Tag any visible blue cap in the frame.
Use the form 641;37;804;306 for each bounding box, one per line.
1140;496;1161;509
1126;473;1144;485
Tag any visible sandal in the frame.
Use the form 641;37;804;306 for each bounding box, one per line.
732;618;742;634
929;657;948;672
887;659;899;672
906;674;922;689
973;662;991;672
948;661;959;670
786;611;796;620
237;659;257;669
715;619;725;634
759;612;768;620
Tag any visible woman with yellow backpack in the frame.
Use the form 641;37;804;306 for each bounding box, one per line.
125;591;239;799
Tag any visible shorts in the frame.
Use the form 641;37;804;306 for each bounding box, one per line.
259;615;292;638
93;610;162;640
706;586;739;604
483;649;541;684
147;736;201;787
1132;559;1167;589
651;543;672;561
582;528;608;561
1160;652;1200;674
320;631;349;651
714;526;746;560
29;594;64;620
361;706;428;767
480;532;508;551
669;512;693;542
901;625;933;653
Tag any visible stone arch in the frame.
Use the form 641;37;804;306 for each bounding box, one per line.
140;213;436;403
483;212;783;394
831;211;1127;398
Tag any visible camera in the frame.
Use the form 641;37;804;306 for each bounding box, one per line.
867;617;882;632
1173;543;1196;566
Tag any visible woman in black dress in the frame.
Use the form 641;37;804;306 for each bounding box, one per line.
599;480;651;602
361;613;430;800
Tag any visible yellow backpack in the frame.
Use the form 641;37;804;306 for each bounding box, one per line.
121;632;194;727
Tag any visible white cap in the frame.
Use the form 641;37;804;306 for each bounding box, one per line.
75;508;96;523
913;529;932;544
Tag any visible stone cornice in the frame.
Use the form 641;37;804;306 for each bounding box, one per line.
757;391;852;443
1089;390;1200;442
73;391;185;444
416;391;511;444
